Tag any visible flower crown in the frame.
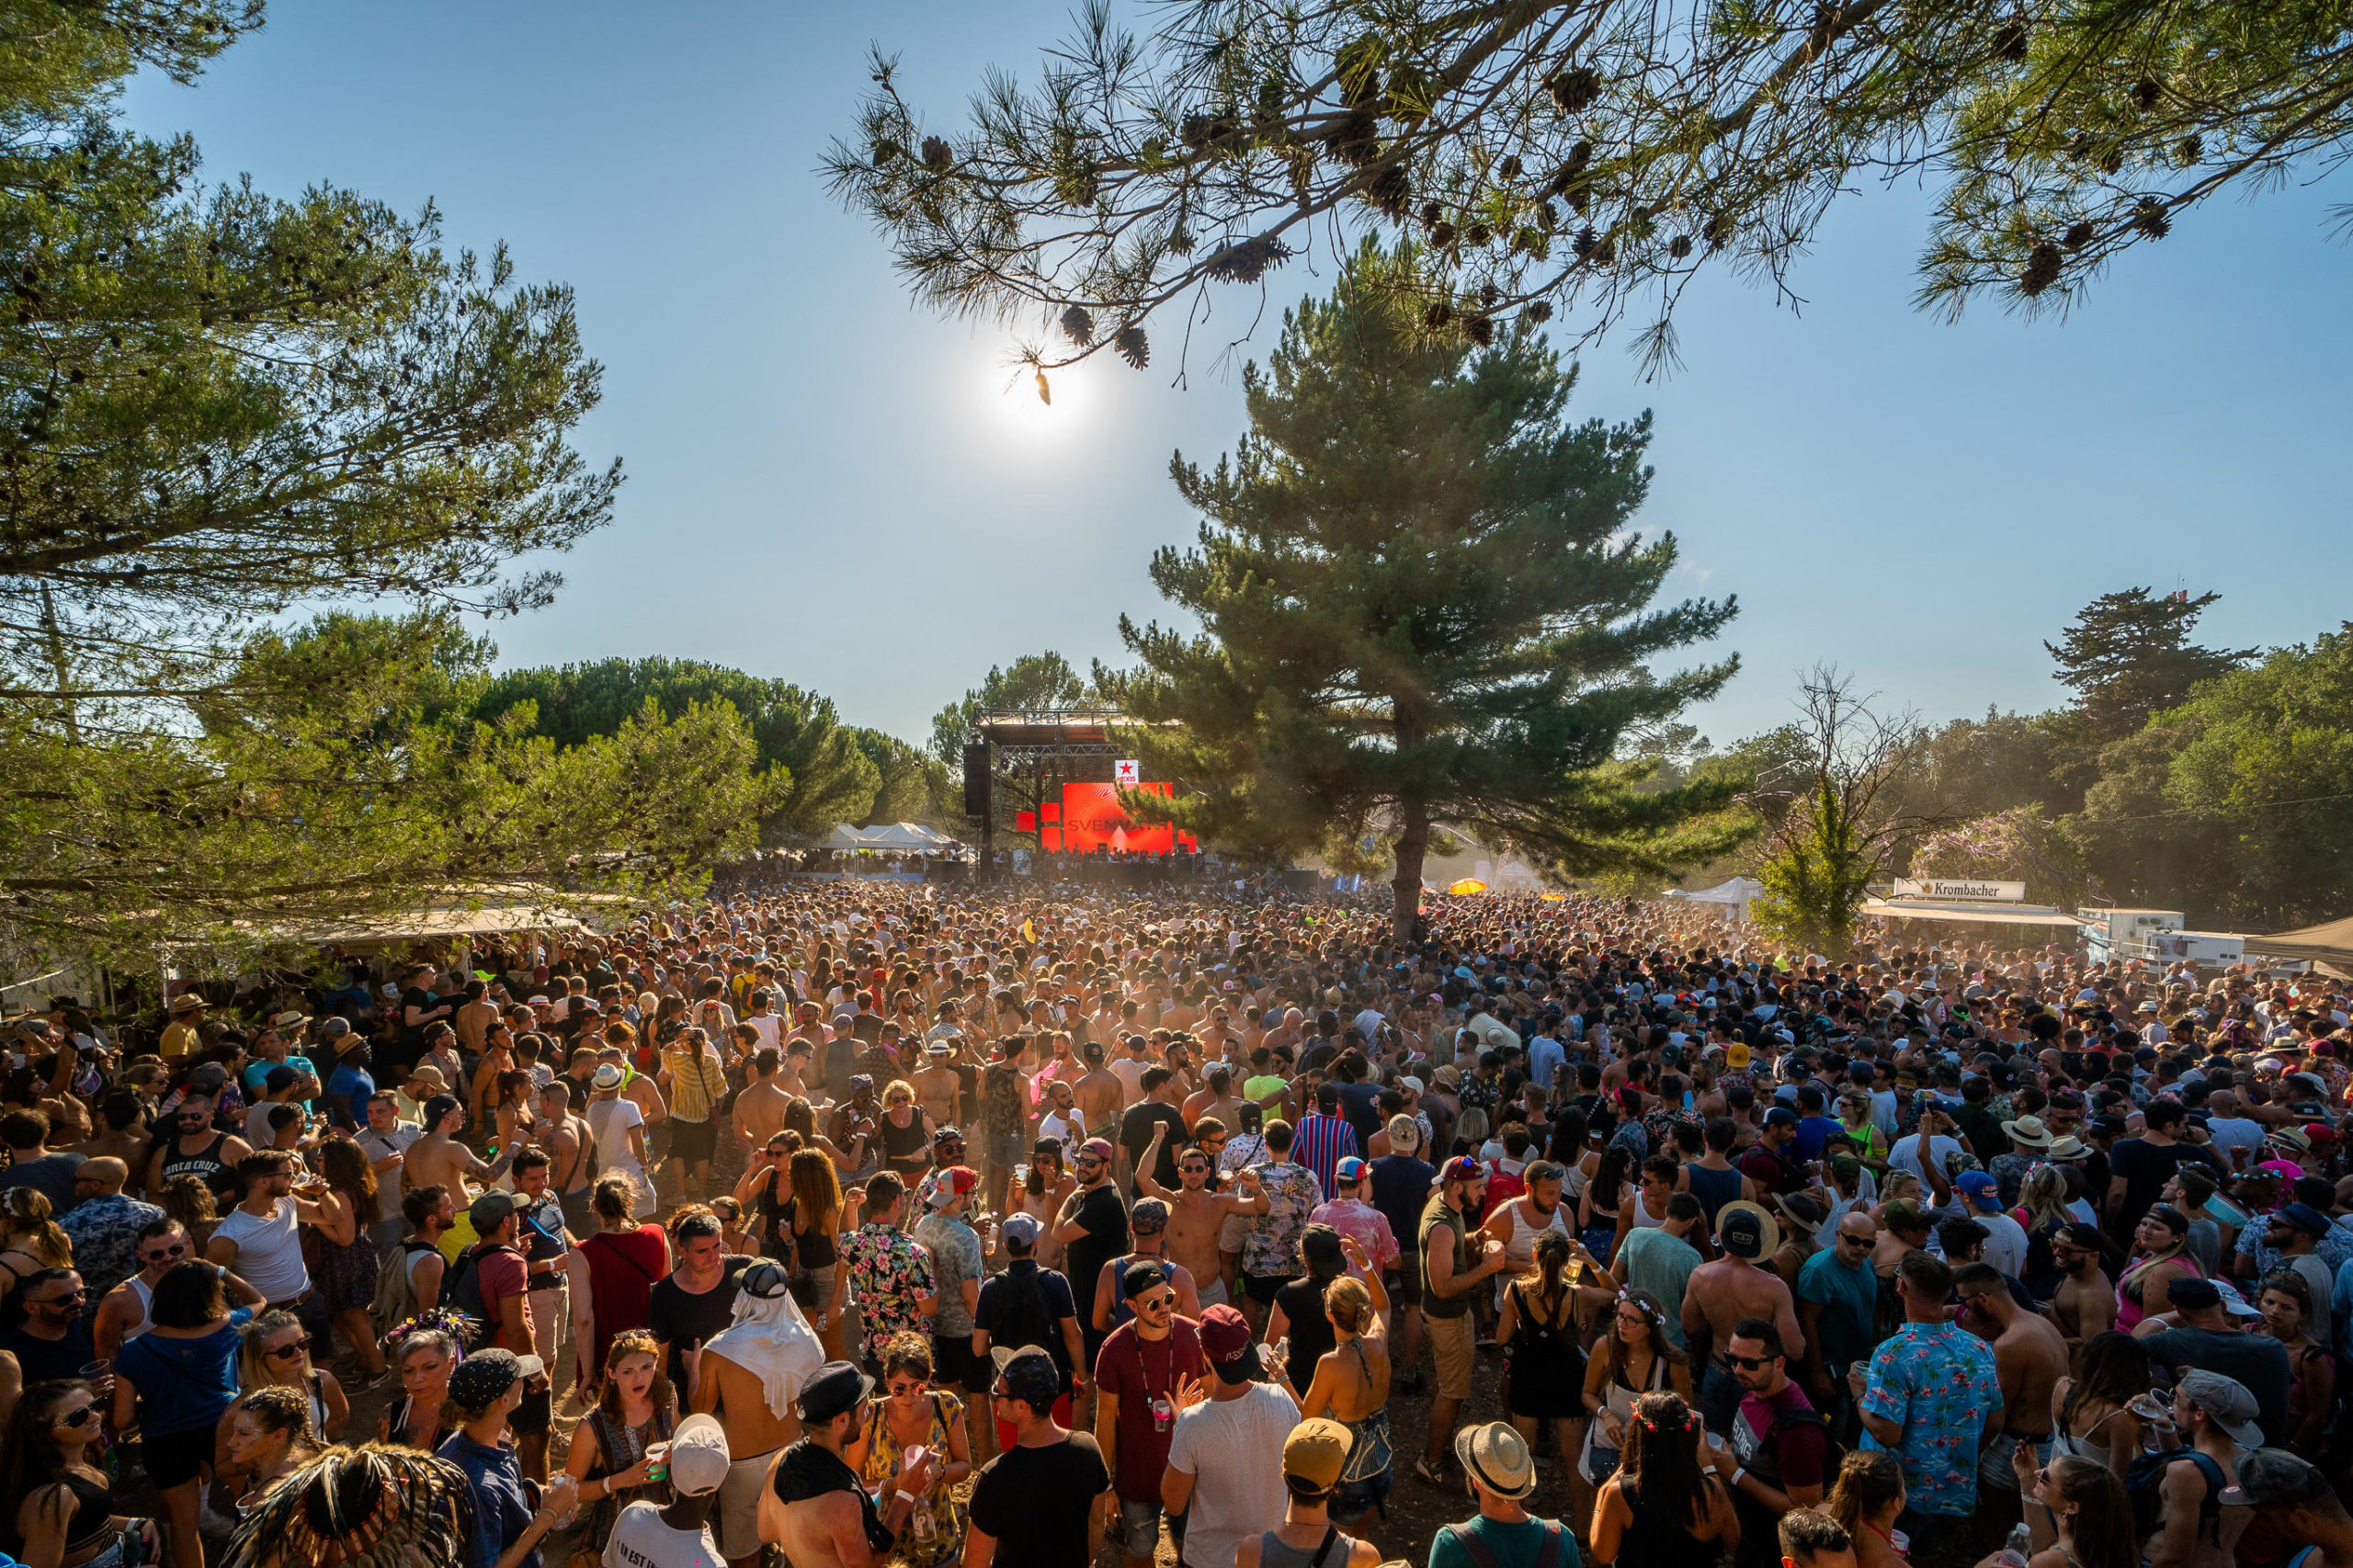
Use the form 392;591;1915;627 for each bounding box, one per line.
382;1306;478;1352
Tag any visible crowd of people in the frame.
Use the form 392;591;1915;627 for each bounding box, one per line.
1;881;2351;1568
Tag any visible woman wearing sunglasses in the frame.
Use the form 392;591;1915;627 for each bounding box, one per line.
0;1378;158;1568
228;1310;346;1446
2003;1448;2135;1568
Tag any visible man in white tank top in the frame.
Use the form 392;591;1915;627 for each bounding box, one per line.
94;1217;263;1360
1481;1160;1576;1307
205;1150;335;1310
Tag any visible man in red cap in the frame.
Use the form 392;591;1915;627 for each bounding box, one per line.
1164;1303;1302;1568
912;1164;989;1460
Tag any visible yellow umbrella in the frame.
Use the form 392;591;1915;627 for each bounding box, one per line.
1447;878;1488;895
1540;892;1567;903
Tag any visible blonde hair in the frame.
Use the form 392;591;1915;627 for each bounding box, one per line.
0;1188;70;1267
2021;1164;2070;1234
1324;1275;1374;1335
882;1079;915;1108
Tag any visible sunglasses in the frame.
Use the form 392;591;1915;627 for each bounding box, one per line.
1139;1293;1176;1312
1179;1162;1211;1175
35;1290;85;1307
1838;1233;1872;1246
1726;1353;1776;1370
140;1243;188;1263
266;1338;312;1359
52;1404;97;1429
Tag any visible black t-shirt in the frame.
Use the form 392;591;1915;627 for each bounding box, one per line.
1336;1080;1383;1148
2108;1136;2190;1232
2142;1326;2293;1445
398;987;439;1055
1273;1274;1337;1391
966;1434;1108;1568
644;1256;755;1391
1370;1153;1436;1248
1062;1184;1130;1332
1119;1102;1185;1195
2;1321;91;1386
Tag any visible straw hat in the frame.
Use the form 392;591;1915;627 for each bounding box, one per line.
1717;1199;1781;1259
2043;1135;2091;1162
2000;1114;2054;1149
168;993;207;1015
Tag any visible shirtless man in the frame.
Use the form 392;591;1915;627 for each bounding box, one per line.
910;1042;962;1130
691;1261;822;1568
2047;1221;2117;1353
1956;1259;2070;1542
1131;1128;1267;1308
760;1362;937;1568
453;980;499;1059
1683;1201;1807;1437
404;1094;517;1205
1074;1041;1125;1131
1182;1064;1244;1134
535;1082;594;1236
733;1047;795;1150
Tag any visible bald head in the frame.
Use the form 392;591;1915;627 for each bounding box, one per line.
75;1156;128;1195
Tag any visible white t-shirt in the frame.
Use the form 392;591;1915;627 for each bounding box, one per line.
1165;1381;1298;1568
603;1501;722;1568
1887;1133;1964;1188
214;1199;309;1302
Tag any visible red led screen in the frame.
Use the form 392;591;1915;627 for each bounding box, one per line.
1060;782;1179;853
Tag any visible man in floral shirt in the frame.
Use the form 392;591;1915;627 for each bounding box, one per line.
1851;1249;2000;1553
833;1169;937;1371
1236;1119;1322;1332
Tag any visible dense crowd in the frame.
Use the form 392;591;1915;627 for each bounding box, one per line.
0;882;2349;1568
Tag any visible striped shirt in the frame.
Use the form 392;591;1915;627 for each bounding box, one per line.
1290;1112;1360;1196
659;1045;728;1123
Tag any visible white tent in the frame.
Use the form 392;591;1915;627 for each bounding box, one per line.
861;822;951;852
816;823;877;852
1665;876;1765;921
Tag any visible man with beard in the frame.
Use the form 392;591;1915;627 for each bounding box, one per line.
1705;1318;1828;1568
1480;1159;1573;1289
1131;1123;1267;1311
1055;1138;1131;1370
693;1260;825;1568
2048;1221;2118;1355
1684;1201;1807;1437
759;1361;937;1568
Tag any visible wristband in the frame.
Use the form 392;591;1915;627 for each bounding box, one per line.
1731;1468;1746;1491
894;1490;918;1506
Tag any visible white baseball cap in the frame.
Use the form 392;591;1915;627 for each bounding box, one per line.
666;1413;732;1496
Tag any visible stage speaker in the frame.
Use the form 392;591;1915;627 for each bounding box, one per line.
962;743;991;817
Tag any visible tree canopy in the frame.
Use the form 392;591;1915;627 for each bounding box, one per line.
1105;242;1746;937
829;0;2353;380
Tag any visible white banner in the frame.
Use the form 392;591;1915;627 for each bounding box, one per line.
1893;877;2026;903
1114;758;1140;786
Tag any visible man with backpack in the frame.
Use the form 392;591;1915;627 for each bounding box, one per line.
1707;1317;1828;1568
370;1184;456;1334
449;1189;551;1482
2133;1369;2257;1568
972;1212;1087;1451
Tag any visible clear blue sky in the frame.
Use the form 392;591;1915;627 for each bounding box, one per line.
122;4;2353;753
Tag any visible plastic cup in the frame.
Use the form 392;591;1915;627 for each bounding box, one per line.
644;1441;670;1483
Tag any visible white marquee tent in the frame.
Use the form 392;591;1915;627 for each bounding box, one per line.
1665;876;1764;921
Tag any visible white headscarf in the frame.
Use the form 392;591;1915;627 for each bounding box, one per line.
702;1269;825;1421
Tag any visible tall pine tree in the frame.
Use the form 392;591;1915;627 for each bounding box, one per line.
2045;588;2252;742
1108;244;1747;940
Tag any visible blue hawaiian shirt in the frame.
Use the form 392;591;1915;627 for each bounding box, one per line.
1858;1320;2001;1517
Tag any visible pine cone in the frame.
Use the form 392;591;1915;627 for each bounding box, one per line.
1429;221;1457;248
1420;201;1445;228
1205;234;1295;284
2176;134;2202;165
2132;198;2170;239
1498;154;1524;183
1332;109;1381;167
1573;227;1597;259
2019;242;2063;296
1365;163;1411;218
1464;315;1494;346
1113;325;1149;369
1060;305;1096;347
1668;234;1694;258
1167;226;1195;256
1466;222;1492;247
1525;301;1553;323
2062;221;2096;250
1538;200;1559;233
1548;66;1601;113
1993;20;2029;62
2131;77;2162;110
1179;113;1242;152
922;135;953;170
1424;299;1453;330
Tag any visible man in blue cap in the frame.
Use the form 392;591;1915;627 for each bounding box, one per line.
1953;1171;2028;1278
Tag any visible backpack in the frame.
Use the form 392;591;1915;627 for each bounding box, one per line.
2125;1448;2225;1545
1480;1161;1527;1222
446;1241;516;1327
370;1239;442;1335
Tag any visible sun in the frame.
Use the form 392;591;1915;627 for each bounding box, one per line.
984;355;1087;443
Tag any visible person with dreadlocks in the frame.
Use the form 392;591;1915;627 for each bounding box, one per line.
219;1443;477;1568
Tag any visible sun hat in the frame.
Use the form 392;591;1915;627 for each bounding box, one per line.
2000;1114;2054;1148
1717;1199;1779;1259
1453;1421;1538;1500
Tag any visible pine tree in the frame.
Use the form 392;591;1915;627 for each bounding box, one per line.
2045;588;2252;742
1105;243;1747;940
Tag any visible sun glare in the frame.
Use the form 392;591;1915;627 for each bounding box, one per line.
985;355;1087;444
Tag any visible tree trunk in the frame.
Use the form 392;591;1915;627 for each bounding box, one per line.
1391;797;1429;946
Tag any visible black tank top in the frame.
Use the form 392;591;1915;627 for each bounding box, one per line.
879;1109;929;1168
161;1131;235;1198
755;1169;792;1260
782;1197;836;1267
